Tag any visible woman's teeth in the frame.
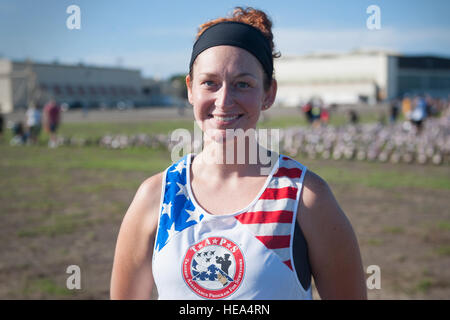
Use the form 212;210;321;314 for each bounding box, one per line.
212;115;241;121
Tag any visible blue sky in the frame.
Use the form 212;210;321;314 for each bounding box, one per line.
1;0;449;78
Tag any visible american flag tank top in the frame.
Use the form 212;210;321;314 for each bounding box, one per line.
152;153;312;300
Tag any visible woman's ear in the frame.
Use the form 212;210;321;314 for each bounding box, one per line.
263;79;277;110
186;74;194;106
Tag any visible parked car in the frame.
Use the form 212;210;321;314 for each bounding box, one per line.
115;100;135;110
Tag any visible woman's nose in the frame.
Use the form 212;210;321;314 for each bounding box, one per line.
215;84;234;109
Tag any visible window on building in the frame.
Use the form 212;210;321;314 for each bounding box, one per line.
429;76;450;90
65;85;74;96
98;86;106;95
78;86;85;96
398;75;423;93
53;85;61;95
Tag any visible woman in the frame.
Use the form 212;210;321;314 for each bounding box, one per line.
110;7;367;300
25;102;42;145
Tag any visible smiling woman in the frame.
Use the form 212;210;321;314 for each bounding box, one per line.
110;6;367;300
186;45;276;143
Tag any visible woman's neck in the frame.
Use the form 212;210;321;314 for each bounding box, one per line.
193;134;278;179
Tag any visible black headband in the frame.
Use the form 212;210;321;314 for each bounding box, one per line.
189;21;273;80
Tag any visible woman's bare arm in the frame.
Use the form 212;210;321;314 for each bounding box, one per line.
298;171;367;300
110;172;163;299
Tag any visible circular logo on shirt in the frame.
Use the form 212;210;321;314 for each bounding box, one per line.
182;237;245;299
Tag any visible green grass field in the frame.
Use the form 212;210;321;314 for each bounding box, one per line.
0;113;448;299
2;109;391;142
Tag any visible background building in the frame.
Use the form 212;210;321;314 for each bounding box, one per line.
0;58;144;113
2;51;449;113
274;50;450;107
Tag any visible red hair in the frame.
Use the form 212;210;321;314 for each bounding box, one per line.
196;7;280;60
190;7;280;90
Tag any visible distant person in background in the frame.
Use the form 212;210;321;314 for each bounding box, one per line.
410;95;427;134
401;95;412;121
10;121;26;145
320;106;329;126
310;97;323;127
389;98;400;124
43;99;61;148
0;113;4;141
347;109;359;125
301;101;313;124
25;102;42;145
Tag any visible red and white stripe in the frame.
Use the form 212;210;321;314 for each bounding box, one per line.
235;156;305;270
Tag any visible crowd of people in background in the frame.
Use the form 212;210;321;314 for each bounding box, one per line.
300;97;330;127
299;93;449;135
0;93;449;150
6;99;61;148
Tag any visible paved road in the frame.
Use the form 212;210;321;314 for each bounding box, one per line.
4;104;387;124
5;106;300;123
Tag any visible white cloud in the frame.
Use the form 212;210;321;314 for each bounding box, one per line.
135;26;195;38
273;26;450;56
74;26;450;78
83;49;190;79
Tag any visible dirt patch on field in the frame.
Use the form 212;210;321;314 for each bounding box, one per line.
0;166;147;299
331;183;450;299
0;161;449;299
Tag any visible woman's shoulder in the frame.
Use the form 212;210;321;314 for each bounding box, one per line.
296;167;361;263
297;168;346;231
135;171;165;211
139;171;165;194
122;171;165;233
301;169;330;205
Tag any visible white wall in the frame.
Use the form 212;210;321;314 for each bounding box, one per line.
0;59;13;113
275;81;377;106
274;52;391;106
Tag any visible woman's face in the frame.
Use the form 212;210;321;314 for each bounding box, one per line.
186;45;276;142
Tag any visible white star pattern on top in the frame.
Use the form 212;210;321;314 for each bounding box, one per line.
155;155;205;252
161;201;172;218
176;182;190;199
170;159;186;175
185;208;202;223
166;221;177;242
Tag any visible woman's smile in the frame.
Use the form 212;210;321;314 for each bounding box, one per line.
208;113;245;127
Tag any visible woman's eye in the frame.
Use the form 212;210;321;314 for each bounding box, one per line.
236;82;250;89
202;81;215;87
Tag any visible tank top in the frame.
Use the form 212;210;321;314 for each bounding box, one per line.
152;153;312;300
